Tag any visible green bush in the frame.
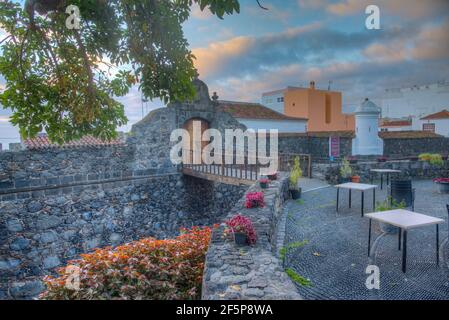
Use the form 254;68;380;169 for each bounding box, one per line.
375;197;406;212
419;153;444;167
339;158;353;178
289;157;303;190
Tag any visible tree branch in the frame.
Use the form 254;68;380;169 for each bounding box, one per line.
256;0;268;10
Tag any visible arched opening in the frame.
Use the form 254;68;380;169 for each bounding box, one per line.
183;118;210;163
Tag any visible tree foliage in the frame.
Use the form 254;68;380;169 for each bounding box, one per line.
0;0;243;143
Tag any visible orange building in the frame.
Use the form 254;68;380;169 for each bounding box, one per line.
262;81;355;132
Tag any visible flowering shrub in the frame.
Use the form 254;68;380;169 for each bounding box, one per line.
225;215;257;245
434;178;449;184
40;227;213;300
245;192;265;208
260;178;269;184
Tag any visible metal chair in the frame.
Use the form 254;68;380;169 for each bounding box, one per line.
389;180;415;211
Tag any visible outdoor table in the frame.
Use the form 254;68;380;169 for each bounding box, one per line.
365;209;444;273
335;183;377;217
370;169;401;190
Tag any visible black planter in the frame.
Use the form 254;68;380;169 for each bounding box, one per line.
234;233;248;246
390;180;413;207
260;182;268;189
268;174;277;180
290;188;302;200
339;177;351;184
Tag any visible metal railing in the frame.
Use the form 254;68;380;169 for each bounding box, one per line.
180;149;312;181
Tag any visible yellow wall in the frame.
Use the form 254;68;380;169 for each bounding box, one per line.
284;87;355;132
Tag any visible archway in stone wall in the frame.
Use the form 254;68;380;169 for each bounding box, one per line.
183;118;210;163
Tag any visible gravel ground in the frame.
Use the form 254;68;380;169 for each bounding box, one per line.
283;179;449;300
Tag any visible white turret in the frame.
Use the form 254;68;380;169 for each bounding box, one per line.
352;98;384;155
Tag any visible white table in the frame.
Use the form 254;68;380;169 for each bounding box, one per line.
335;183;378;217
370;169;401;190
365;209;444;273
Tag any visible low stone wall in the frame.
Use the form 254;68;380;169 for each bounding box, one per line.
0;174;246;300
384;137;449;158
313;160;449;185
278;135;353;159
202;174;301;300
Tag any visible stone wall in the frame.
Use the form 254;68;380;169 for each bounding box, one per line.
202;174;301;300
0;174;246;300
313;160;449;185
0;146;136;200
277;135;353;160
383;137;449;158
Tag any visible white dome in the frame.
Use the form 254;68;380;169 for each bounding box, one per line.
355;98;381;114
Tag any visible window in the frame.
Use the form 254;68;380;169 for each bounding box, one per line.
325;94;331;124
423;123;435;133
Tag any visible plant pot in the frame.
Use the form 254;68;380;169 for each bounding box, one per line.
436;182;449;194
290;188;302;200
379;222;400;235
339;177;351;184
234;232;248;246
268;174;277;181
351;176;361;183
260;182;268;189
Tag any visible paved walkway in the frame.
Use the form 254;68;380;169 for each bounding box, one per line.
283;180;449;300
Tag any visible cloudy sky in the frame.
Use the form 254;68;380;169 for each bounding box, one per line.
1;0;449;147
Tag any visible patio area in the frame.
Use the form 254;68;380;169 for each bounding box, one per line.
283;179;449;300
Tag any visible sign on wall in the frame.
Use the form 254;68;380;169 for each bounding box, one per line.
329;136;340;158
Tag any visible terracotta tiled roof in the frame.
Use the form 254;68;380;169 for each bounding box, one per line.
420;109;449;120
379;131;443;139
380;119;412;127
24;134;125;150
218;101;307;121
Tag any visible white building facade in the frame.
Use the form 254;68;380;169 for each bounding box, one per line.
380;81;449;119
412;110;449;137
234;118;307;133
261;89;286;114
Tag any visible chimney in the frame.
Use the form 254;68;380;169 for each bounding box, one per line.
309;81;315;90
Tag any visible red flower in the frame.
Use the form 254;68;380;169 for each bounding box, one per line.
245;192;265;208
434;178;449;183
225;215;257;245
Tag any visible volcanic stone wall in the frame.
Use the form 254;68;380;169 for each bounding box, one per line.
0;173;246;299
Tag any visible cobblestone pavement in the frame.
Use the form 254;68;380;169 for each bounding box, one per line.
284;179;449;300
